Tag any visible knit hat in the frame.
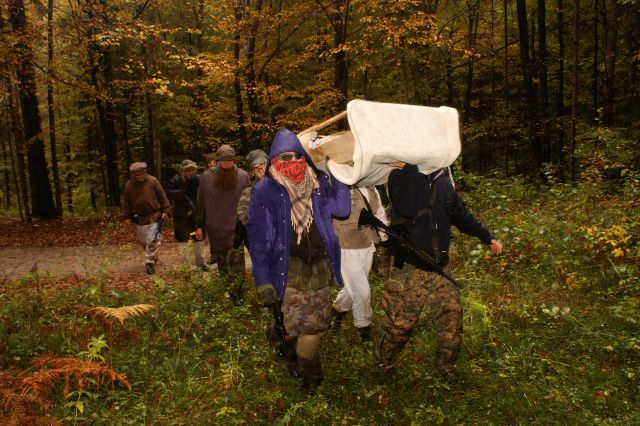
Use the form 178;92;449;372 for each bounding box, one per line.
204;153;216;163
180;159;197;171
246;149;268;169
216;144;236;161
129;162;147;172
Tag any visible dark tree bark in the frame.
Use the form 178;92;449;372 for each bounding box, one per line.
244;0;265;147
142;41;161;180
47;0;62;216
557;0;567;177
463;1;479;125
9;0;58;219
318;0;350;117
232;5;249;153
503;0;510;177
1;111;11;208
7;79;30;222
570;0;580;180
85;1;120;206
602;0;619;124
516;0;543;171
592;0;599;118
537;0;550;163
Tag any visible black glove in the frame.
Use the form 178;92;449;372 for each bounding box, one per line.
256;284;278;305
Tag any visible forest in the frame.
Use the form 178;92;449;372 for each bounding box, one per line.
1;0;639;424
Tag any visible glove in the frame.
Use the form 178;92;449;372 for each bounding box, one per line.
256;284;279;305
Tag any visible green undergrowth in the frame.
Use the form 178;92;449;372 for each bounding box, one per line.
1;175;638;425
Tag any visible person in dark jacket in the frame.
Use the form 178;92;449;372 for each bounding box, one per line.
167;159;203;267
375;162;503;375
246;129;350;394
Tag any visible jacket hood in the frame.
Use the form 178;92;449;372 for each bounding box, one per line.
267;129;317;172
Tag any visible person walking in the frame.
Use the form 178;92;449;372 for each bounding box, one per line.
331;186;388;342
246;129;350;394
123;162;171;275
375;163;503;376
195;145;250;302
167;159;204;267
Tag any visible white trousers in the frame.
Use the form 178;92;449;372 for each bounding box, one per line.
136;223;161;264
333;248;374;328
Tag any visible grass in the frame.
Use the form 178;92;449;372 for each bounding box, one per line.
1;175;639;425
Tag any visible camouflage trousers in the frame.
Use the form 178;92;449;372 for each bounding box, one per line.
279;257;333;388
282;257;333;336
376;264;462;373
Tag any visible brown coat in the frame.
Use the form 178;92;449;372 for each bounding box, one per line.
196;167;250;252
333;187;383;249
123;175;171;225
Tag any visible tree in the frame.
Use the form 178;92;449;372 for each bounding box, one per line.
9;0;58;219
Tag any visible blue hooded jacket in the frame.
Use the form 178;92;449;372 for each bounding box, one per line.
246;129;350;299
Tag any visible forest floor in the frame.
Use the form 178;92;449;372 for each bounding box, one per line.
0;216;194;281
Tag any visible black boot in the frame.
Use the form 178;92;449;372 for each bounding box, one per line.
331;308;347;332
145;262;155;275
358;326;372;342
298;355;323;395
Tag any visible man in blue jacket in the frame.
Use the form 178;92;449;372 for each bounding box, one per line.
246;129;350;394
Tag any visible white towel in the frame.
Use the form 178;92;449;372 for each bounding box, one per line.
321;100;461;186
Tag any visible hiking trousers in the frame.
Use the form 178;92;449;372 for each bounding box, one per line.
136;222;161;265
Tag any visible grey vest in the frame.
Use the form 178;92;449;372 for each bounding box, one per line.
333;187;381;249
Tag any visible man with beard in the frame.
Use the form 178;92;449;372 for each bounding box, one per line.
195;145;250;300
246;129;350;394
167;159;204;268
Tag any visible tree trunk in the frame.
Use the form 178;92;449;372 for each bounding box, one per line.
592;0;599;118
557;0;566;178
333;0;349;116
504;0;510;177
570;0;579;181
516;0;543;171
142;41;161;180
537;0;550;164
102;52;120;205
7;78;30;222
9;0;58;219
47;0;62;216
601;0;619;125
244;0;265;148
1;112;11;208
232;11;249;153
463;1;479;125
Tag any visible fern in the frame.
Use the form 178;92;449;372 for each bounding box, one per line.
89;304;155;325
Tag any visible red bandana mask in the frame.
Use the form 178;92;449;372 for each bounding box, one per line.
272;156;307;184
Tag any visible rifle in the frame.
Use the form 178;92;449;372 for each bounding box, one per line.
154;213;164;242
358;208;463;288
270;301;288;359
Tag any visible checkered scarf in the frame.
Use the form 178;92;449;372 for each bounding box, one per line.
270;164;319;244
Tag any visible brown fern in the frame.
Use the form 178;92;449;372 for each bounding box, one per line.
24;356;131;400
89;303;155;325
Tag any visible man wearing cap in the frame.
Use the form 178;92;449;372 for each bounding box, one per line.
167;159;204;267
123;162;171;275
196;145;251;295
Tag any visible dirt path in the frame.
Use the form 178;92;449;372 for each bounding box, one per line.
0;242;192;281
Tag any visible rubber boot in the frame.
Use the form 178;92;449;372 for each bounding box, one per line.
296;335;323;395
358;326;372;342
